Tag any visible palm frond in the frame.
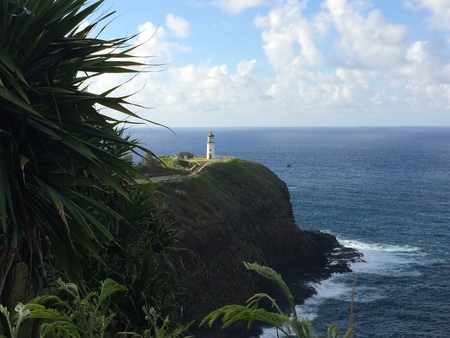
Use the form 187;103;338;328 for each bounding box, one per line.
0;0;160;295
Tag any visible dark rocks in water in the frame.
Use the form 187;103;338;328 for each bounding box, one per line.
305;230;364;276
305;230;340;252
331;246;365;264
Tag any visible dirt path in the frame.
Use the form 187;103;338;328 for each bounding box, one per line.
149;161;213;182
189;161;212;175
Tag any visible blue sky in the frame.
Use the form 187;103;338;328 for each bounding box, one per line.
91;0;450;127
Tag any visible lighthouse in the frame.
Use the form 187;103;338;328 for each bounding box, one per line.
206;131;215;159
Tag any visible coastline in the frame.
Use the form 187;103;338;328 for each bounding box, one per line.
135;127;450;337
253;232;363;338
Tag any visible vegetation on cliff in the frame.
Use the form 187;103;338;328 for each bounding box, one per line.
136;154;194;176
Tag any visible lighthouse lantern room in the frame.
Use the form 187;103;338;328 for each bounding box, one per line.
206;131;215;159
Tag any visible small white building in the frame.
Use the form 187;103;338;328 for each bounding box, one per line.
206;131;215;159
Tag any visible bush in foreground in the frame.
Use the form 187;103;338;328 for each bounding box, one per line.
201;262;354;338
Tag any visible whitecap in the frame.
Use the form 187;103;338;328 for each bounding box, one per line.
260;237;424;337
339;239;422;254
259;274;355;337
338;238;424;277
306;274;352;303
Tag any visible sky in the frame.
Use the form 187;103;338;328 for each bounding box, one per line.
90;0;450;127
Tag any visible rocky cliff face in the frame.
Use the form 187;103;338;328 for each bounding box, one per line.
152;159;350;337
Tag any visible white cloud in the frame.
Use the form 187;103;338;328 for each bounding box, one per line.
237;59;256;75
324;0;407;69
406;41;430;65
253;0;450;125
404;0;450;30
254;1;322;70
135;59;272;127
133;21;191;64
158;60;268;108
166;13;190;38
212;0;268;14
89;19;269;126
91;0;450;127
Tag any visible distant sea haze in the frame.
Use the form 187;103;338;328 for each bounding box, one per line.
132;126;450;337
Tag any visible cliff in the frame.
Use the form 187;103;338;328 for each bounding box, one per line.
151;159;351;337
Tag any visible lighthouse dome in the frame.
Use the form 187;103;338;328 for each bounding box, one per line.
208;131;214;137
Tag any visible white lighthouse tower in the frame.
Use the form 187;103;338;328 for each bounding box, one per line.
206;131;215;159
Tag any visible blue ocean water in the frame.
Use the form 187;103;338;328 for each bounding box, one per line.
131;127;450;337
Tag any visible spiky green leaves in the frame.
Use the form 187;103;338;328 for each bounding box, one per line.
0;0;156;294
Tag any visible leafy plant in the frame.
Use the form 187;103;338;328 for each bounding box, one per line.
82;184;185;332
0;278;193;338
0;303;30;338
0;278;126;337
36;278;127;337
119;307;193;338
201;262;354;338
0;0;159;303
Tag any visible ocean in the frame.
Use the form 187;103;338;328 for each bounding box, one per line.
131;126;450;338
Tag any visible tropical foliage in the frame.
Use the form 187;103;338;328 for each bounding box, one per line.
0;0;156;301
82;184;185;332
0;0;192;336
0;278;192;338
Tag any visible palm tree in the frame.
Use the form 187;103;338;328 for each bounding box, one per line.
0;0;157;302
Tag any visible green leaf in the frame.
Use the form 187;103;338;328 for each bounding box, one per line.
0;44;28;84
0;85;35;114
327;324;340;338
244;262;296;316
40;320;81;338
96;279;127;310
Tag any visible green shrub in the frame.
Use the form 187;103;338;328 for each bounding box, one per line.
81;185;185;333
0;279;191;338
0;278;125;338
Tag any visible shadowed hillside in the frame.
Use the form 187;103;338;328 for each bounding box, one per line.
150;159;352;337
